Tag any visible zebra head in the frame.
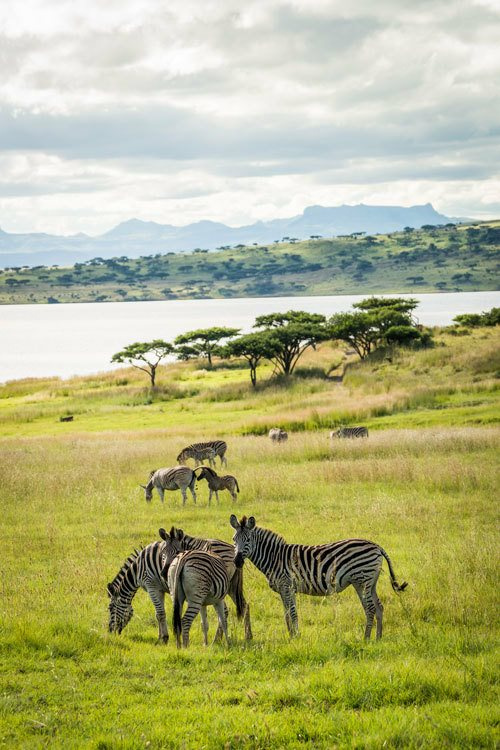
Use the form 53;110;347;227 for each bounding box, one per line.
230;514;256;568
159;527;184;577
139;471;155;501
107;583;134;634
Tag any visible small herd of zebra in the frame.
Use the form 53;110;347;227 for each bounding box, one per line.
108;431;406;647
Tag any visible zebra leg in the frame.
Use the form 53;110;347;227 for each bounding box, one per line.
200;605;209;646
213;601;229;646
147;587;168;643
189;483;197;504
180;487;187;506
372;584;384;640
157;486;165;503
181;602;202;647
221;454;227;468
215;489;219;505
214;601;229;642
208;488;213;506
353;582;376;640
279;585;299;637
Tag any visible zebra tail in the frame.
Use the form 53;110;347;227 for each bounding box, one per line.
380;547;408;593
233;566;245;620
172;557;185;637
235;478;240;494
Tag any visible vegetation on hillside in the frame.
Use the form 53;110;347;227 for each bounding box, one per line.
0;220;498;304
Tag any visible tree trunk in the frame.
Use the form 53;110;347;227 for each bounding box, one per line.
150;366;156;387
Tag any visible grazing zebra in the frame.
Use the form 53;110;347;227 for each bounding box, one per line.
269;427;288;442
177;440;227;467
330;426;369;439
230;515;407;640
195;466;240;504
140;466;196;505
107;542;170;642
159;526;252;639
162;544;231;648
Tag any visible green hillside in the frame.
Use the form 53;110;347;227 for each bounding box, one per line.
1;220;499;304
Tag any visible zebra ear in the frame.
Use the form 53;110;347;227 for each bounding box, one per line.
229;514;239;530
247;516;256;530
176;529;184;541
159;528;167;541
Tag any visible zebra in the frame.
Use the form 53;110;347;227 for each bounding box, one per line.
177;440;228;467
195;466;240;504
269;427;288;442
139;466;196;505
330;426;369;439
230;514;407;640
107;542;170;642
159;526;252;639
160;535;231;647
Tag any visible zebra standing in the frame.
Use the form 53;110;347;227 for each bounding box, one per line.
160;535;231;647
330;426;369;439
177;440;228;467
159;526;252;639
140;466;196;505
107;542;170;642
195;466;240;504
230;514;407;640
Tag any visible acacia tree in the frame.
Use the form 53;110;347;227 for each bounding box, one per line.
224;331;281;386
174;327;240;367
111;340;174;387
253;311;328;375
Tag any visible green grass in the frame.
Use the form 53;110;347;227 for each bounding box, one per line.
1;329;499;747
1;220;499;304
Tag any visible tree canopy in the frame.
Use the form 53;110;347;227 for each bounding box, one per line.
253;310;328;375
111;340;174;387
174;327;240;366
224;331;281;386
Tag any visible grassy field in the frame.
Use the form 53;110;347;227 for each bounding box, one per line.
1;329;499;748
1;220;499;304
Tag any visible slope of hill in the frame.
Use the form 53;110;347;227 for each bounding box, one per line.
0;221;498;304
0;202;453;267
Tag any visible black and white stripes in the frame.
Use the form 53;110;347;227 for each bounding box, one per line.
230;515;407;639
177;440;228;467
330;426;369;439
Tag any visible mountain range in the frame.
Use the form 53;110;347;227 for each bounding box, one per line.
0;203;454;268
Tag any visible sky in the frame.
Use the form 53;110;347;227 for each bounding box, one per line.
1;0;499;236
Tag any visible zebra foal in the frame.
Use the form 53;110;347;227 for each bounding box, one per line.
330;426;369;439
140;466;196;505
230;514;407;640
195;466;240;504
177;440;227;467
160;533;230;647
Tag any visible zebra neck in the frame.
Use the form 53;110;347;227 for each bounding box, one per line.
249;528;288;578
113;560;140;602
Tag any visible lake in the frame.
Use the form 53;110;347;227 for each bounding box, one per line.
1;291;499;382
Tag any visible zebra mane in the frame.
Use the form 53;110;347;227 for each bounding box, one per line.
109;545;146;591
258;525;287;546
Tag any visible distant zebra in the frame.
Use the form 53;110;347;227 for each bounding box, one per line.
269;427;288;442
195;466;240;504
160;536;231;647
330;426;369;439
140;466;196;505
159;526;252;639
177;440;228;467
230;515;407;640
107;542;170;642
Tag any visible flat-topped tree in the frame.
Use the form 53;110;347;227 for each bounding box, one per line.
224;331;281;386
174;327;240;368
253;310;328;376
111;340;174;387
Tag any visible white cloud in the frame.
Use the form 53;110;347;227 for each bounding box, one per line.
0;0;499;233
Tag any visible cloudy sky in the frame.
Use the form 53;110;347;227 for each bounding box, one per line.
1;0;499;235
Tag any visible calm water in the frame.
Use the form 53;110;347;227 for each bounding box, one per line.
1;291;499;382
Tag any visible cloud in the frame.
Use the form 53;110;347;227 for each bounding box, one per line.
0;0;499;233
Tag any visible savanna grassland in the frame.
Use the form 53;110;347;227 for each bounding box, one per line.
1;220;499;304
1;327;499;748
